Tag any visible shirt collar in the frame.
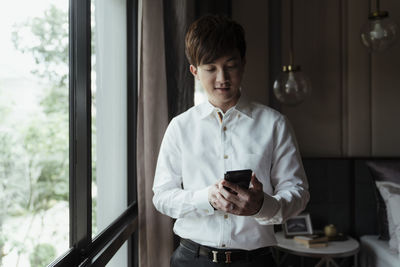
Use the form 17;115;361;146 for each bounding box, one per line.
197;100;215;119
197;94;253;120
234;95;253;119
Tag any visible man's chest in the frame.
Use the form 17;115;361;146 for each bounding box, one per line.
180;119;274;188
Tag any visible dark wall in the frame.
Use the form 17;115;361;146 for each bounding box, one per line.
232;0;400;157
302;158;381;237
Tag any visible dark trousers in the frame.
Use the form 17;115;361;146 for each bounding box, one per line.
171;240;276;267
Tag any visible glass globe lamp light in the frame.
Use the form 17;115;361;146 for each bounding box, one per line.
273;65;311;106
361;11;398;52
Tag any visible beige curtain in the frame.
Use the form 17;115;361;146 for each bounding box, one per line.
137;0;174;266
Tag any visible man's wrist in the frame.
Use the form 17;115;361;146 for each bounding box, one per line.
255;194;264;214
253;193;280;219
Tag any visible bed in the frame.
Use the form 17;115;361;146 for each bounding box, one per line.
360;235;400;267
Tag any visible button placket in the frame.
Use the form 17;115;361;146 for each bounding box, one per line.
222;114;233;248
223;115;233;171
219;113;229;171
216;110;227;247
222;211;231;248
215;110;226;174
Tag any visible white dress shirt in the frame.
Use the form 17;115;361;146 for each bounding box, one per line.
152;96;309;250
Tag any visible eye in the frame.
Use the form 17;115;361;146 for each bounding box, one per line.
224;64;238;71
226;61;240;69
204;67;216;72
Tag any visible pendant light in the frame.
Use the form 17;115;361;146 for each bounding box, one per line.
360;0;398;52
273;0;311;106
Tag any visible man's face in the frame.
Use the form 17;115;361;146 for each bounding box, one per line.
190;50;245;112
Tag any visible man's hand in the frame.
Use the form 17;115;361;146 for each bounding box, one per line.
208;173;264;216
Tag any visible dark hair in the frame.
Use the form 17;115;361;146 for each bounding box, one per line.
185;15;246;66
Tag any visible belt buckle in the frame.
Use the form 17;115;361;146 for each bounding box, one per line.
225;251;232;263
212;250;232;264
212;251;218;263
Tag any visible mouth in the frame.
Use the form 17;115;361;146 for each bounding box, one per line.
215;87;230;91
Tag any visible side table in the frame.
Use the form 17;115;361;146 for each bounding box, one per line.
273;231;360;267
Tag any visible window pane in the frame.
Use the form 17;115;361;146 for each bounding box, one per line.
93;0;128;242
105;240;128;267
0;1;69;266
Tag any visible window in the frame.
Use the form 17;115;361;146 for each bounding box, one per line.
0;1;69;266
0;0;139;266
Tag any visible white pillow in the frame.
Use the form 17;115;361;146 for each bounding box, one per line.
376;181;400;257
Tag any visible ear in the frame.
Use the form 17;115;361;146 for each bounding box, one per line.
189;65;199;80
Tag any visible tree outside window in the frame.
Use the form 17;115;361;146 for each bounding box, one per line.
0;2;82;266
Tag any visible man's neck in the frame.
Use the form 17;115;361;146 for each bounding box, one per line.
210;94;241;113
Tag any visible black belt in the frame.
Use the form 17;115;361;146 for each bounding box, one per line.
180;238;271;264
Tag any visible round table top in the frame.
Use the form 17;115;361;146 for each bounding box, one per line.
274;231;360;258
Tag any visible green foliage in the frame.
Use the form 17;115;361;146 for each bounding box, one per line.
29;243;56;267
1;2;97;265
0;227;6;265
34;160;68;210
0;131;27;216
12;4;68;115
12;5;68;85
5;3;70;216
0;4;70;265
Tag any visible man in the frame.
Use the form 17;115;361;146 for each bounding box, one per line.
153;15;309;267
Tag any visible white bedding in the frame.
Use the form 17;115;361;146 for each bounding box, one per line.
360;235;400;267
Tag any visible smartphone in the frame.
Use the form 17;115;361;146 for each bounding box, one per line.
224;169;252;192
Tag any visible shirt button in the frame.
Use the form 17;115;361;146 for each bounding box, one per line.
223;126;227;131
224;214;228;219
224;155;228;159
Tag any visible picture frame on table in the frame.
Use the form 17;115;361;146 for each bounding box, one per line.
283;213;313;237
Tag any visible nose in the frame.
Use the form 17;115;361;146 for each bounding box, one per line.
216;69;229;86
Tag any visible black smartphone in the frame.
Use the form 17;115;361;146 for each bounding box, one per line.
224;169;252;192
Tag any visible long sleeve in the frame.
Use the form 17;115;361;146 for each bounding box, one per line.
253;116;309;225
152;119;215;219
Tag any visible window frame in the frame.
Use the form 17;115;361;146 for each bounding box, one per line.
48;0;138;266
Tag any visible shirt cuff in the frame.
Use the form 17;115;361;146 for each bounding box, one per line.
192;186;215;215
253;193;282;224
